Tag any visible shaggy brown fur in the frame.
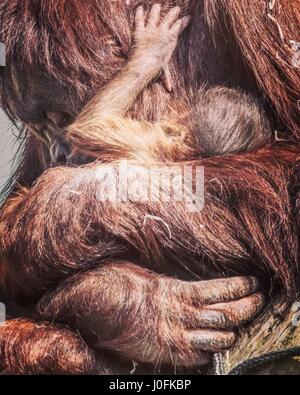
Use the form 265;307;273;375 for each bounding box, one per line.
0;318;120;375
0;0;299;374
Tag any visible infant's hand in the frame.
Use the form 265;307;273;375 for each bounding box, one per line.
133;4;191;92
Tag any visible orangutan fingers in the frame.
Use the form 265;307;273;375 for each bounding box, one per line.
205;292;265;326
185;276;260;306
135;6;145;33
187;329;236;353
161;6;181;28
181;306;234;330
170;16;192;36
181;292;265;330
147;3;162;27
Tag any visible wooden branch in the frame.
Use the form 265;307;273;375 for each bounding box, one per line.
221;299;300;374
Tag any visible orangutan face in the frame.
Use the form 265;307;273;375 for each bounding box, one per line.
3;66;83;128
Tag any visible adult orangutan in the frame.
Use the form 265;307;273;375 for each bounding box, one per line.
0;0;299;375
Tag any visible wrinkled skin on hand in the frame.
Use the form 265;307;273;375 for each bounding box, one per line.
37;263;264;367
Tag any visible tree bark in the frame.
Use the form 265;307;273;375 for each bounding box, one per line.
221;299;300;375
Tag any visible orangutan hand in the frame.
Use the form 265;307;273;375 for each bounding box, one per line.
37;263;265;368
133;4;191;92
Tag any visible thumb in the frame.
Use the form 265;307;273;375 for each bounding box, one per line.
161;65;173;93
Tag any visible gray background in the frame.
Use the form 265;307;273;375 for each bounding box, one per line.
0;109;17;190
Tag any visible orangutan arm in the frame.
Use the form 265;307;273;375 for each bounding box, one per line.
37;262;264;367
62;5;191;162
0;159;266;368
0;318;121;375
71;5;190;124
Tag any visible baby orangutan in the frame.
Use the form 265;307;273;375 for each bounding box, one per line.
8;5;267;370
43;4;271;165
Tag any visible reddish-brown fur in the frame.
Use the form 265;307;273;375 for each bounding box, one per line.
0;0;299;374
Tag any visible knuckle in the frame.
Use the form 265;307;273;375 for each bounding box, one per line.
217;309;236;327
217;310;233;327
166;278;184;299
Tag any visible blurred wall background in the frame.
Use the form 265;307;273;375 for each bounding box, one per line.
0;109;18;190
